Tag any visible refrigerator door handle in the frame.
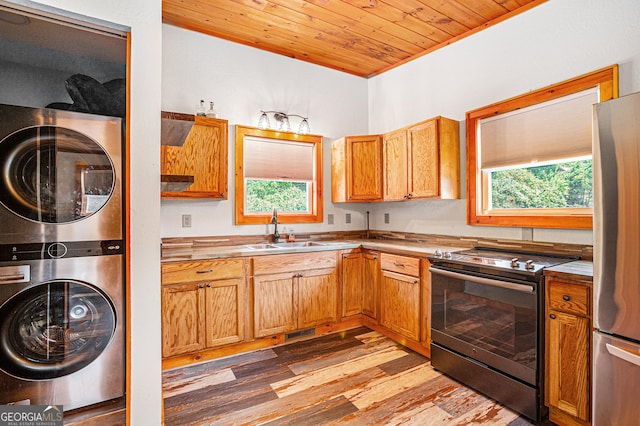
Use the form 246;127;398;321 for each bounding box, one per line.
606;343;640;367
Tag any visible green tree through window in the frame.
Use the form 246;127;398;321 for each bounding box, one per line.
245;180;309;212
490;159;592;209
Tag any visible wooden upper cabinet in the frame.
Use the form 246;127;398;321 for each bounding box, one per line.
382;129;408;201
161;114;228;199
333;117;459;203
383;117;460;201
332;135;383;202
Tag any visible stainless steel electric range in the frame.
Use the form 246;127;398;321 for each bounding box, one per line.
428;247;576;422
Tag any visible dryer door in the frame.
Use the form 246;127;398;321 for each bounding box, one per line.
0;280;116;380
0;126;115;224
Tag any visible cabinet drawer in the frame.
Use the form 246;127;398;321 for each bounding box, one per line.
253;251;336;275
548;280;590;316
380;253;420;277
162;258;244;285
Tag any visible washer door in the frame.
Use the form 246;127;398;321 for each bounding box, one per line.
0;280;116;380
0;126;115;223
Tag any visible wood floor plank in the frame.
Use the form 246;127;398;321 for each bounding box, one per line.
271;345;409;398
261;395;358;426
343;363;441;410
162;348;278;380
162;369;236;398
164;367;293;413
287;334;397;375
378;350;428;376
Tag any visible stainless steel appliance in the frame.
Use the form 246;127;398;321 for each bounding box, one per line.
593;92;640;425
429;248;574;422
0;242;124;410
0;104;122;244
0;104;124;410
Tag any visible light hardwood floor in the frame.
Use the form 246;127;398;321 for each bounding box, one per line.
162;327;536;425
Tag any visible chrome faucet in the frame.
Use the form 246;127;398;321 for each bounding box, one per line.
271;207;280;243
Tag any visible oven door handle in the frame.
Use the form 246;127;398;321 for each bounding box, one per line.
428;267;535;293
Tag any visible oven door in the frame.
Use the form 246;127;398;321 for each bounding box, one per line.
430;266;539;385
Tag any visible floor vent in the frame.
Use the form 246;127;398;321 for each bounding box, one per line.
285;328;315;341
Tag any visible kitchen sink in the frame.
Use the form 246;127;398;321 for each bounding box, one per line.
243;243;278;250
271;241;328;248
244;241;329;250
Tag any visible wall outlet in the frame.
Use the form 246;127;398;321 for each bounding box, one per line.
327;214;334;225
384;213;390;224
345;213;351;224
182;214;192;228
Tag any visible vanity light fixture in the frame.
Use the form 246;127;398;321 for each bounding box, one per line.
257;110;311;135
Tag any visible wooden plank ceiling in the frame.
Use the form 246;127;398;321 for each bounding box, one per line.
163;0;546;78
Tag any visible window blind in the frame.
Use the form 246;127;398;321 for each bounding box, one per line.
244;136;314;181
479;88;598;170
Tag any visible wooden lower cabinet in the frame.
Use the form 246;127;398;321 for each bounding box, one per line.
205;278;245;347
362;252;380;319
161;282;206;357
342;251;364;317
253;272;297;337
379;253;421;341
253;251;339;338
545;276;592;425
298;268;339;328
342;250;379;319
161;258;247;357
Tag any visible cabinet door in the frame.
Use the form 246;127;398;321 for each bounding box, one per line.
298;267;338;328
362;252;379;319
346;135;383;201
254;272;296;338
161;116;228;199
162;283;206;357
546;310;590;421
342;252;363;317
383;129;408;201
407;119;439;199
380;270;420;341
205;277;245;347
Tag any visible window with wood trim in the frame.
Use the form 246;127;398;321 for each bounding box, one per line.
466;65;618;229
235;125;323;225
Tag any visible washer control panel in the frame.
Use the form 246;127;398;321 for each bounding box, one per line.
0;240;123;261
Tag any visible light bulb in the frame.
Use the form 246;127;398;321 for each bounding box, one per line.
258;112;270;129
298;118;310;135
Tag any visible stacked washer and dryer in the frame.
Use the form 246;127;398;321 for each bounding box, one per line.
0;104;124;410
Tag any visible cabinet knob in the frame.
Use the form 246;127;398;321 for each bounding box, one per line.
207;283;211;288
407;193;412;199
199;284;204;289
549;314;556;319
562;295;571;301
373;255;377;260
403;194;408;199
220;192;225;198
413;279;418;284
196;269;213;274
299;273;304;278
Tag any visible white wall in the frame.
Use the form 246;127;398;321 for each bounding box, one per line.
16;0;164;424
367;0;640;245
161;25;370;238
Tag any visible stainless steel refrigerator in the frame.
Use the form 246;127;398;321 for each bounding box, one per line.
593;91;640;425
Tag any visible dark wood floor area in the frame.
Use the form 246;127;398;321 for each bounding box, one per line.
162;327;535;425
